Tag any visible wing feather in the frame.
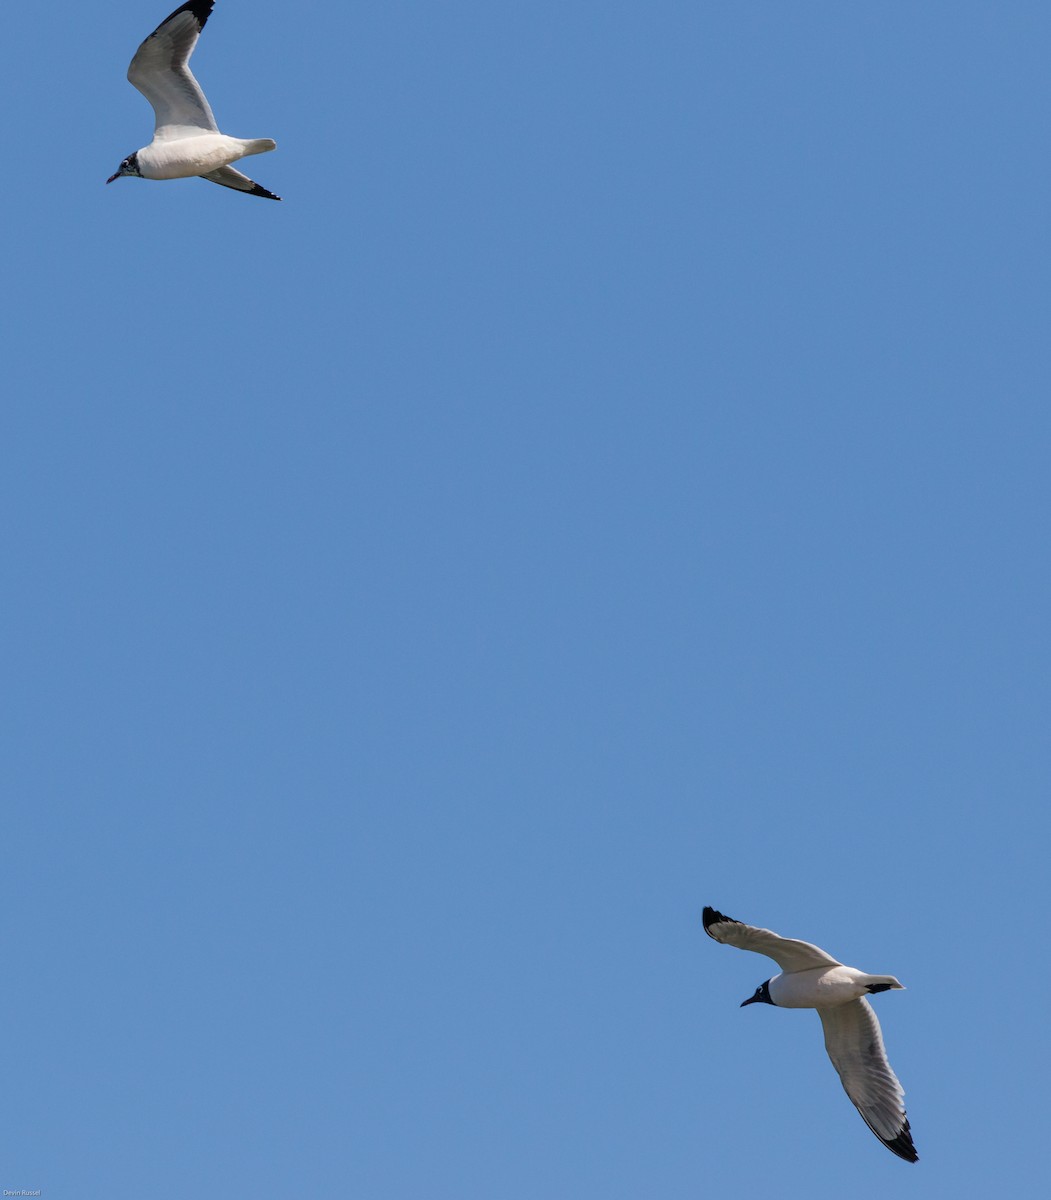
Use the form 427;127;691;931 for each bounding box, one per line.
200;165;282;200
818;999;918;1162
127;1;218;138
702;907;841;973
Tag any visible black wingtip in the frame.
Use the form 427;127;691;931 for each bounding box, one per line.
881;1124;919;1163
867;1114;918;1162
161;1;215;30
246;182;282;201
702;906;739;937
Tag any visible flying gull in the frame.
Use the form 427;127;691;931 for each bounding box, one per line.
703;906;918;1162
107;1;280;200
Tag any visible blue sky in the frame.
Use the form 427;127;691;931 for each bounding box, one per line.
4;1;1050;1195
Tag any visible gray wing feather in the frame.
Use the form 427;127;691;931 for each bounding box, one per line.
200;166;282;201
819;999;918;1161
127;4;218;137
703;908;841;972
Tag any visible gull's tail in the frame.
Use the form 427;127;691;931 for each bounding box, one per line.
862;975;905;993
240;138;277;157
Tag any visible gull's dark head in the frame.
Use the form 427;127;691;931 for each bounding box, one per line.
740;979;774;1008
107;152;141;184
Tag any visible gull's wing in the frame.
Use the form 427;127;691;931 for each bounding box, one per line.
127;1;218;139
702;907;841;973
819;998;918;1162
200;165;282;200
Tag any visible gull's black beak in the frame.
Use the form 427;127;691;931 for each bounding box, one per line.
106;172;120;184
740;994;761;1007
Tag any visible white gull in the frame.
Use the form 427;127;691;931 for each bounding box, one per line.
107;1;280;200
703;906;918;1162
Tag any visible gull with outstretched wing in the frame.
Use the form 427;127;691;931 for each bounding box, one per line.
107;1;280;200
703;906;918;1162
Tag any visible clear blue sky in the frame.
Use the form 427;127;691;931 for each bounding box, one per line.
4;2;1049;1195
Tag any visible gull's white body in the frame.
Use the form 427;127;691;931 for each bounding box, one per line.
703;906;918;1162
108;1;280;200
767;963;886;1007
136;132;267;180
